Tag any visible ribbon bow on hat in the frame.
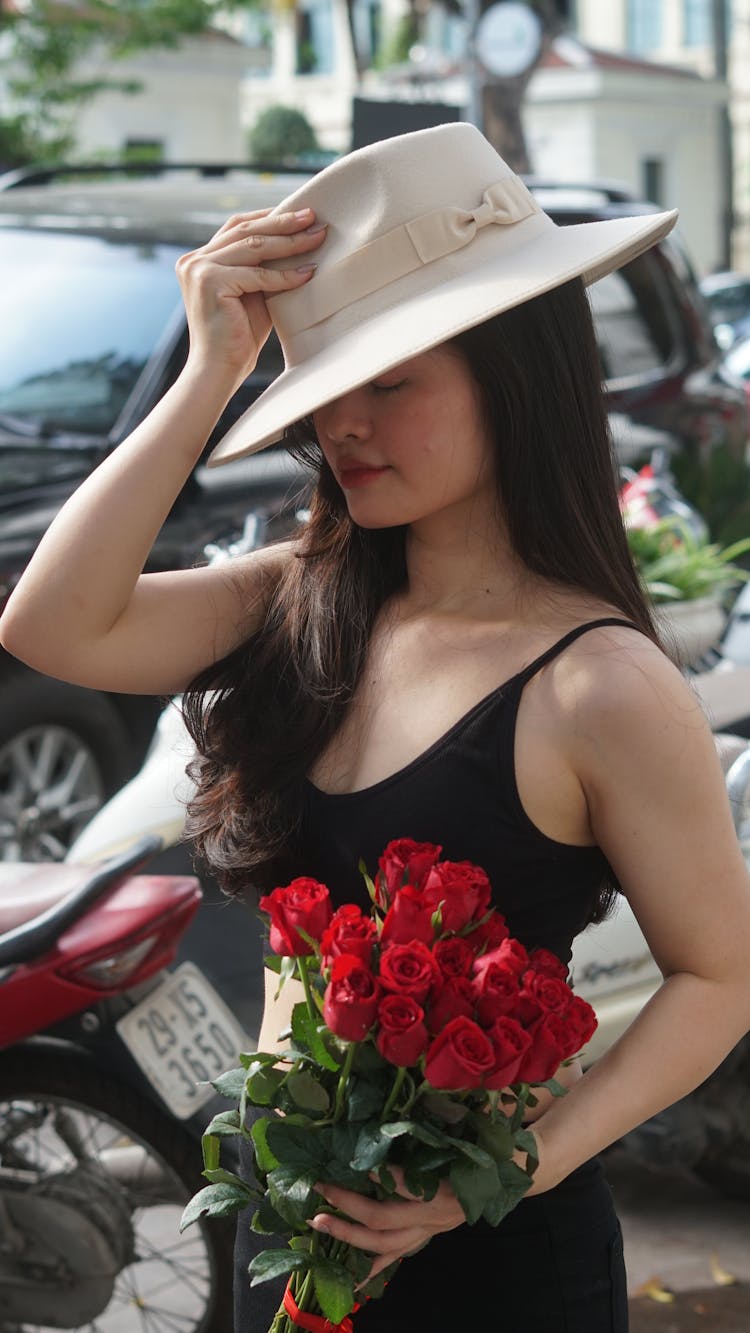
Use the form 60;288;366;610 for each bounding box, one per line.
276;177;540;338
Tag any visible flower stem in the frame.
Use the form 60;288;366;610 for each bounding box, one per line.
380;1065;407;1122
333;1041;357;1121
296;954;317;1023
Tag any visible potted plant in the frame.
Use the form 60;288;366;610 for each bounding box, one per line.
627;519;750;666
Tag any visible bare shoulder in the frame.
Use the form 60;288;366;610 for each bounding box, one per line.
545;619;710;765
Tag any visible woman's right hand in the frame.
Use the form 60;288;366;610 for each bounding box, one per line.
176;206;326;388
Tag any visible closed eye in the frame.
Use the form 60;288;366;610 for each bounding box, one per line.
371;379;406;395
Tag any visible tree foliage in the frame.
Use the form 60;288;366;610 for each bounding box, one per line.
0;0;253;167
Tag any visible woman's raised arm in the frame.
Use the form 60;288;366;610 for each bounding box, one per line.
0;206;326;696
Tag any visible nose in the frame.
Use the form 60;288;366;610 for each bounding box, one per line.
316;387;373;444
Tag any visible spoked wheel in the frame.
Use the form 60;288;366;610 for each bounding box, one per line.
0;1051;233;1332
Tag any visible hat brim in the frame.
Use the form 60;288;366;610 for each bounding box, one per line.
207;207;678;466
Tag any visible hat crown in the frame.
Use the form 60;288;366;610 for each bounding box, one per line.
275;123;515;269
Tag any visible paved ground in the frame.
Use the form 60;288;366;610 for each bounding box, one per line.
604;1149;750;1331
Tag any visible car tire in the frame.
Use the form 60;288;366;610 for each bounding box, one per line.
0;669;135;861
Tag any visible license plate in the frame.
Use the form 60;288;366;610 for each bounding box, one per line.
117;962;249;1118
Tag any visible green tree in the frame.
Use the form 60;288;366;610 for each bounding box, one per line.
248;104;319;162
0;0;261;168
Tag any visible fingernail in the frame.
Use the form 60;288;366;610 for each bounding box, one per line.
305;223;327;235
311;1216;330;1233
294;209;313;219
296;263;317;274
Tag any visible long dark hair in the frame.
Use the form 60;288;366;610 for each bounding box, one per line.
182;277;659;912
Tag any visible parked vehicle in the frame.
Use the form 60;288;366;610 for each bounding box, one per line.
0;165;747;863
0;836;248;1330
699;268;750;349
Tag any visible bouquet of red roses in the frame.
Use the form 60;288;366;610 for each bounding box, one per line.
181;838;597;1333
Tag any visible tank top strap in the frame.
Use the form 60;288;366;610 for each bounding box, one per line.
511;617;643;690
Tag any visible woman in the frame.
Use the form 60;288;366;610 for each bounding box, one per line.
3;124;750;1332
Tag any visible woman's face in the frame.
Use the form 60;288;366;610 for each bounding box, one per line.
313;345;496;530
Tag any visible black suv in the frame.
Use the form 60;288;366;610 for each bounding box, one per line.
0;164;746;861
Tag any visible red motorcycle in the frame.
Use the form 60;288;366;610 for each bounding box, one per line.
0;837;242;1331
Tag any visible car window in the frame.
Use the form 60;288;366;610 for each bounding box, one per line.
588;254;678;382
704;283;750;325
0;229;184;435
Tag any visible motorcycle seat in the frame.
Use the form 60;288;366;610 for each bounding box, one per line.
0;863;93;934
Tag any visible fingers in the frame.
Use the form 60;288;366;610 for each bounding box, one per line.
200;207;325;259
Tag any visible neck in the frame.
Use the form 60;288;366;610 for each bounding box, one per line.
400;499;530;619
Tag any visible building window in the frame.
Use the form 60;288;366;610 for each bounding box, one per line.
352;0;382;66
642;157;664;206
296;0;335;75
683;0;732;47
626;0;663;53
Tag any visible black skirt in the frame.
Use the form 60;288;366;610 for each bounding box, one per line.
234;1136;628;1333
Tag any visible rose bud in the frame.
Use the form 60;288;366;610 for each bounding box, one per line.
484;1016;533;1091
519;973;573;1022
433;936;475;980
381;884;436;948
377;838;443;904
376;994;430;1066
427;976;475;1033
517;1012;567;1084
554;995;598;1060
323;954;380;1042
379;940;441;1004
321;903;377;969
527;947;569;981
422;861;492;933
472;962;521;1027
466;910;510;955
424;1016;496;1091
259;878;332;957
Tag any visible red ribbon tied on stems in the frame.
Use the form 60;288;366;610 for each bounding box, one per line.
283;1281;359;1332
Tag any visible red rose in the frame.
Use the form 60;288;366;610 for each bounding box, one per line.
381;884;436;948
472;962;521;1027
379;940;440;1004
528;947;568;981
323;954;380;1042
427;976;475;1033
554;995;598;1059
422;861;492;933
520;973;573;1019
377;839;443;904
424;1016;496;1091
484;1017;533;1090
433;936;475;979
490;937;529;977
321;903;377;969
259;878;332;957
467;911;510;955
376;994;430;1066
517;1013;567;1084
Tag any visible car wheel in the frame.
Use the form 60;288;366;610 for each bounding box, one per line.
0;673;134;862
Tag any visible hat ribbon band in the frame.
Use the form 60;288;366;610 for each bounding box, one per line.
272;177;540;339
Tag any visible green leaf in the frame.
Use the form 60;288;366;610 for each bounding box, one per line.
247;1062;286;1106
313;1259;356;1324
356;1256;401;1301
251;1195;293;1236
179;1180;254;1231
275;954;298;998
251;1115;280;1174
541;1077;568;1098
248;1248;311;1286
403;1120;446;1147
239;1050;279;1069
515;1128;539;1162
474;1115;514;1163
352;1042;389;1077
359;858;378;905
202;1167;249;1188
347;1076;387;1122
211;1067;247;1100
419;1092;468;1123
203;1108;242;1139
267;1166;319;1228
266;1117;327;1170
351;1122;390;1171
287;1070;330;1114
443;1137;494;1169
379;1119;413;1140
263;953;283;974
202;1133;220;1173
292;1006;342;1071
449;1158;501;1225
481;1159;533;1226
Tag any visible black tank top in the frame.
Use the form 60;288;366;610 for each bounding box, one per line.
294;618;640;966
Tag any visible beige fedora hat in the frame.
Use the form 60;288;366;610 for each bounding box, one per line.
208;122;677;466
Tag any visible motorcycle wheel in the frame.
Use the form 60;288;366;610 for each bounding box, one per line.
0;1050;233;1332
